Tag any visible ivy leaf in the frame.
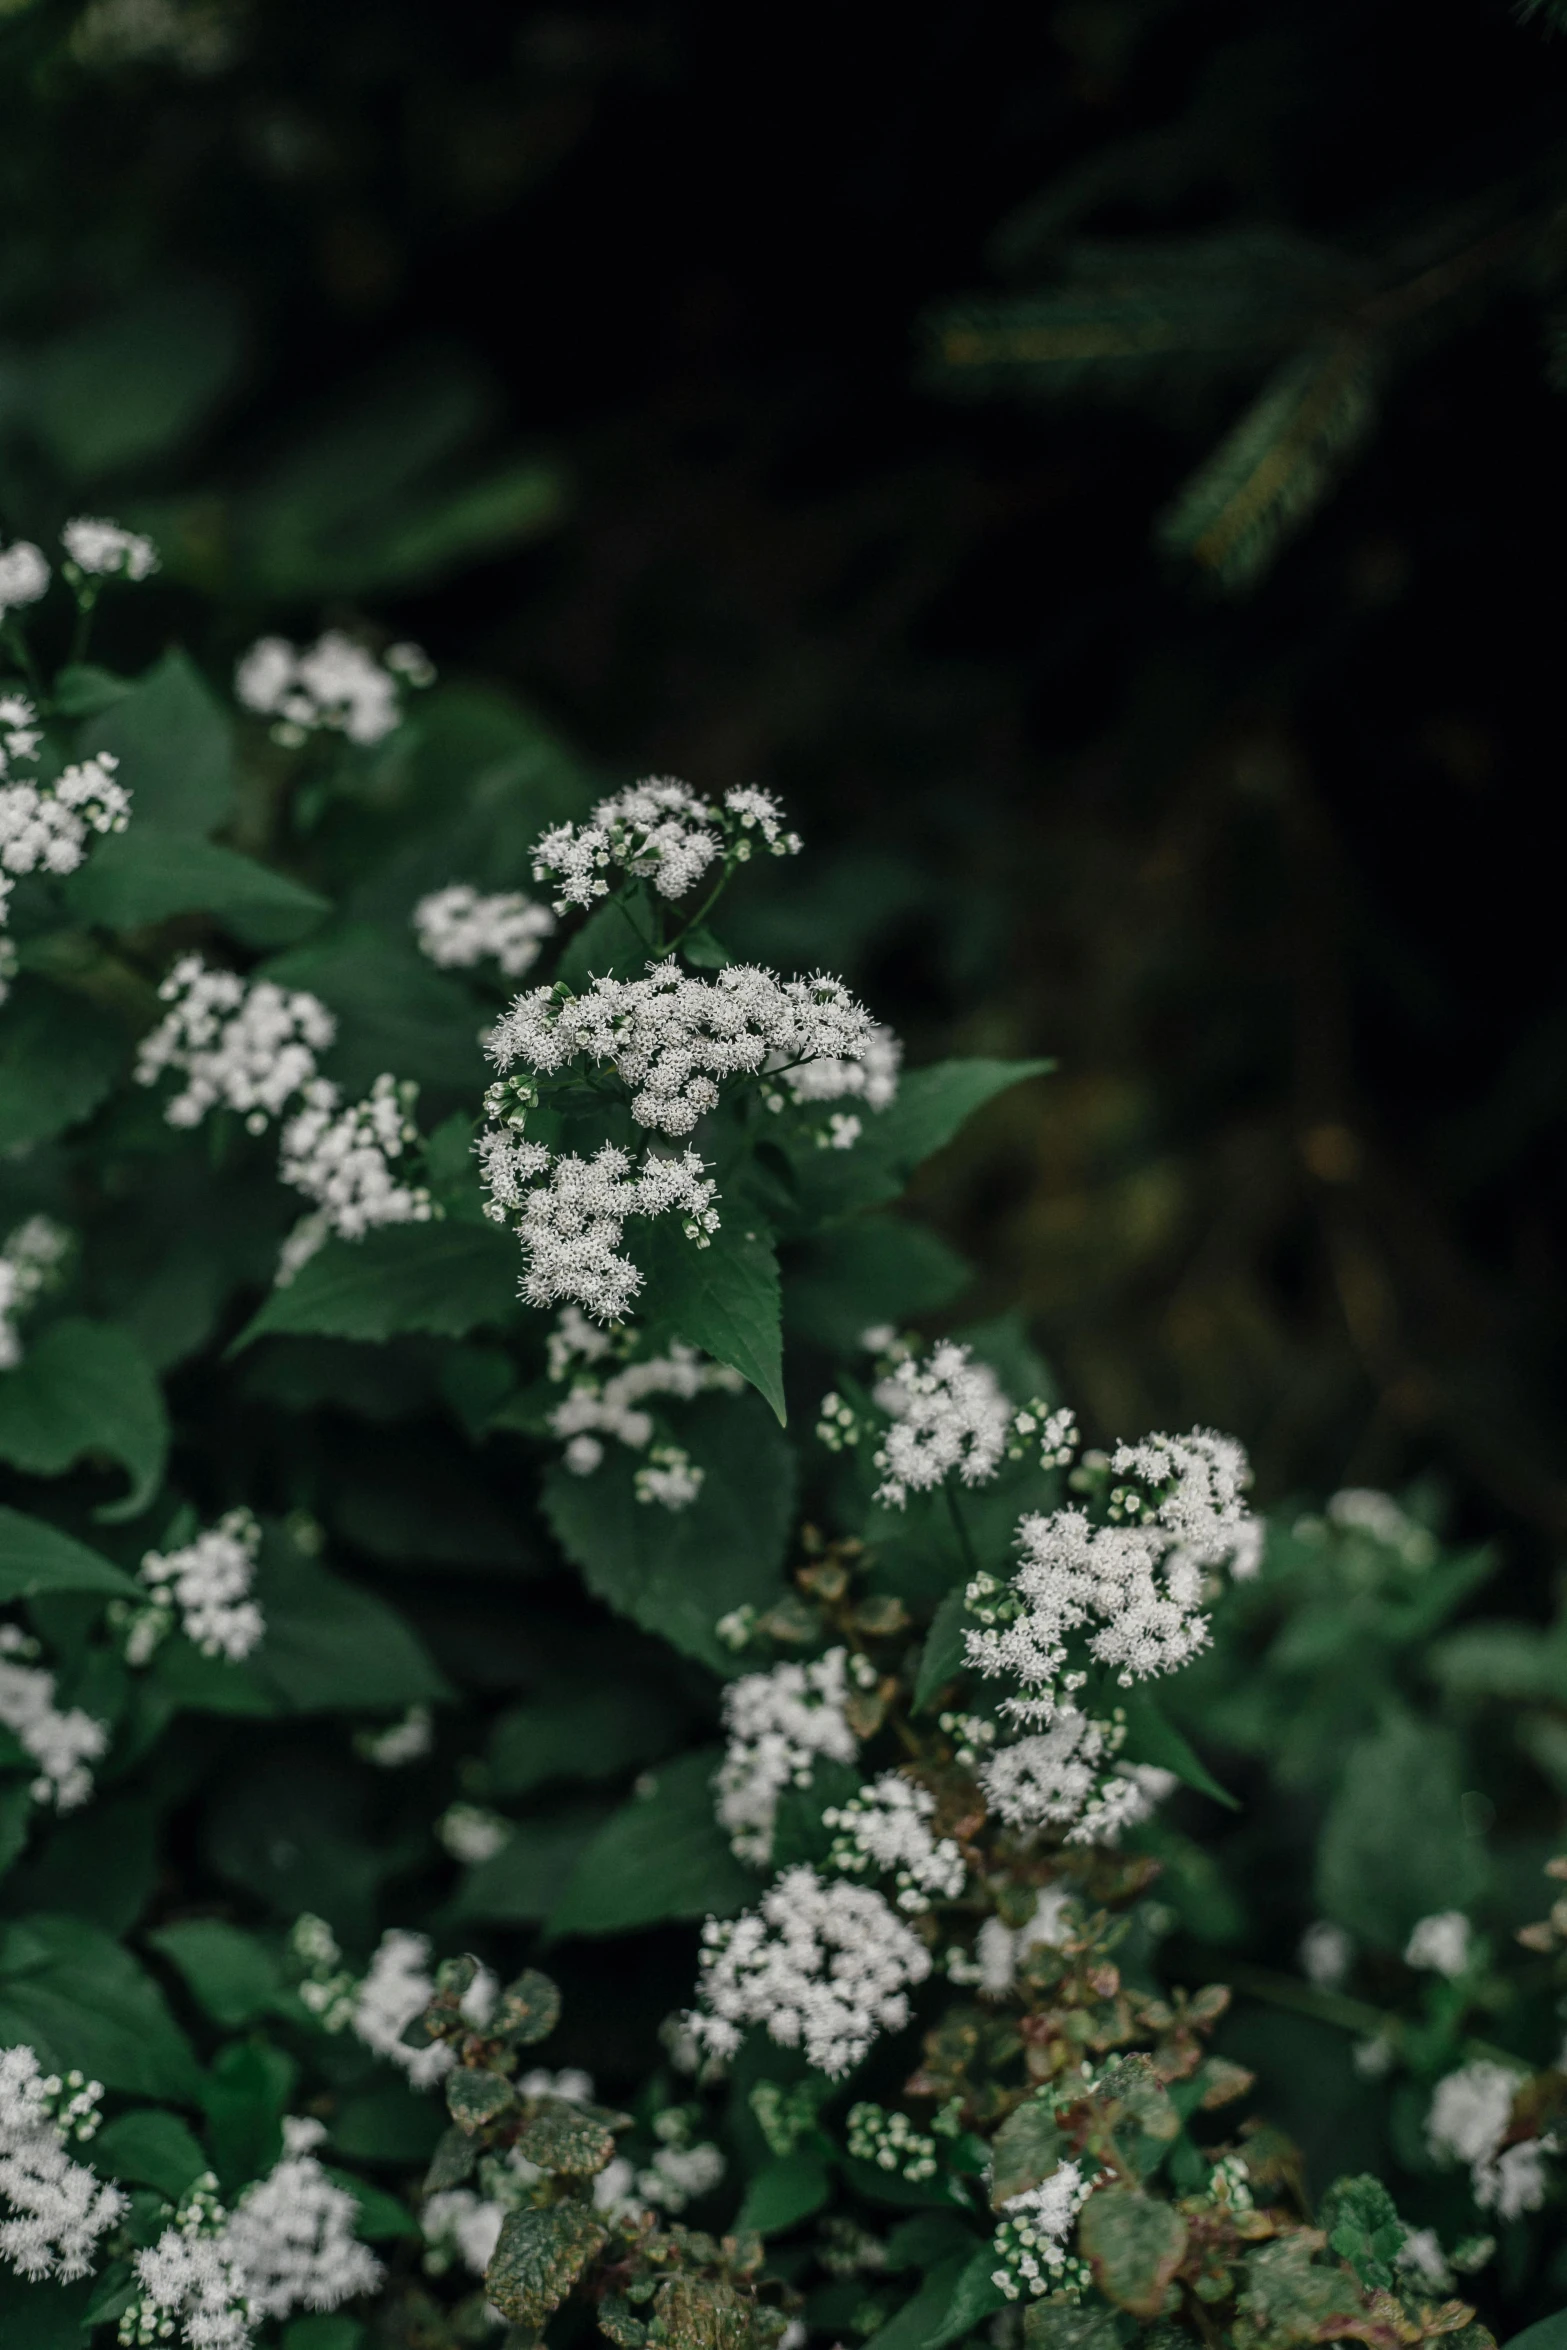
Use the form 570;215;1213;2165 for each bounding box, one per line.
0;1317;169;1522
231;1222;521;1351
65;828;330;948
1077;2185;1188;2318
545;1751;753;1937
487;2201;607;2329
93;2108;209;2201
638;1216;785;1422
0;1508;142;1604
541;1391;795;1672
1119;1693;1239;1811
737;2153;833;2236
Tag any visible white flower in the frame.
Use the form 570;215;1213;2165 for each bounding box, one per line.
0;2046;124;2285
486;960;877;1140
824;1774;966;1912
275;1074;436;1280
0;541;49;615
779;1023;901;1112
545;1309;742;1499
0;1215;70;1372
979;1710;1171;1845
715;1649;860;1866
136;957;336;1131
689;1864;932;2077
421;2187;503;2278
1327;1487;1436;1567
965;1427;1258;1722
0;1629;109;1810
1405;1911;1471;1979
351;1930;452;2089
138;1509;265;1662
0;693;42;781
990;2160;1094;2301
2;747;131;981
531;777;800;913
235;630;429;747
962;1887;1076;1998
413;884;556;978
1397;2229;1452;2292
1426;2060;1548;2216
1298;1920;1353;1989
870;1341;1014;1508
478;1137;719;1324
438;1804;511;1864
634;1444;704;1508
61;516;159;581
356;1705;434;1767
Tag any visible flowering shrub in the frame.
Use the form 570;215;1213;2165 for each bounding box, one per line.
2;524;1566;2350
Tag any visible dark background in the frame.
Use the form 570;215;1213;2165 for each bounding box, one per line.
6;0;1567;1544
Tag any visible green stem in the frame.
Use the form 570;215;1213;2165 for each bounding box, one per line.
945;1485;980;1583
68;590;98;669
662;866;733;957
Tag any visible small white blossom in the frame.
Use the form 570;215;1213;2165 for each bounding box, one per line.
957;1886;1077;1998
689;1864;932;2077
870;1341;1014;1508
137;1509;265;1663
846;2102;940;2182
478;1135;719;1324
486;960;877;1141
532;778;800;914
824;1773;966;1912
1405;1911;1472;1979
136;957;336;1131
421;2187;504;2278
545;1308;741;1501
990;2160;1093;2301
715;1649;860;1867
0;2046;124;2285
438;1804;512;1864
637;2138;726;2212
634;1445;704;1508
0;1628;109;1810
1397;2229;1453;2292
0;541;49;615
1299;1920;1354;1989
1327;1487;1436;1567
1426;2061;1549;2218
235;630;429;748
61;516;159;582
413;884;557;979
979;1710;1171;1845
351;1930;452;2089
779;1023;901;1113
0;1215;70;1371
356;1705;434;1767
2;740;132;991
965;1428;1258;1722
275;1074;436;1281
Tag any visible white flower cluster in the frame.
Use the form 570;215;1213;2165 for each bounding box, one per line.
958;1886;1076;1998
478;1134;718;1323
438;1803;511;1864
2;698;131;996
991;2160;1094;2302
235;631;432;748
276;1074;436;1284
1326;1487;1437;1569
1426;2061;1551;2221
1404;1910;1472;1979
546;1305;743;1501
413;884;556;979
868;1341;1015;1508
715;1649;862;1867
356;1704;434;1768
965;1428;1259;1723
347;1929;455;2090
532;777;800;914
61;517;159;582
0;1627;109;1810
134;1509;265;1664
0;1214;69;1371
0;693;41;782
689;1863;932;2077
0;541;51;616
824;1774;966;1913
1298;1920;1354;1990
776;1025;902;1152
634;2112;727;2213
136;958;337;1132
845;2101;940;2182
978;1709;1173;1846
487;961;877;1141
0;2046;123;2285
125;2121;381;2349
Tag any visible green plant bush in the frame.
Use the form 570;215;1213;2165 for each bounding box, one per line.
3;522;1567;2350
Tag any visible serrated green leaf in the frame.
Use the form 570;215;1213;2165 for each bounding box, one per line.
65;828;330;947
915;1586;974;1712
0;1915;200;2101
0;978;130;1150
0;1316;168;1521
487;1686;686;1797
1078;2185;1187;2317
785;1218;971;1352
487;2199;607;2329
79;648;235;834
515;2099;615;2176
446;1804;609;1927
1119;1692;1239;1810
1315;1715;1486;1950
0;1507;142;1603
638;1216;784;1421
545;1751;753;1937
447;2067;517;2134
231;1222;520;1351
988;2099;1066;2207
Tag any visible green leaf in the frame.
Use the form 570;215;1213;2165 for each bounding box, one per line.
988;2100;1066;2207
914;1586;974;1712
0;2268;95;2347
0;1317;169;1521
1077;2185;1188;2318
1501;2314;1567;2350
231;1222;520;1351
446;1804;610;1926
0;1781;34;1880
638;1217;785;1422
540;1391;796;1671
487;1686;687;1797
0;1915;200;2100
786;1218;971;1352
145;1919;282;2027
284;2321;367;2350
922;2249;1008;2350
79;649;235;835
28;279;244;479
0;1507;142;1603
862;2256;972;2350
1119;1693;1239;1811
251;1545;453;1713
487;2200;607;2329
448;2068;517;2135
545;1751;754;1937
325;2170;420;2242
332;2084;447;2168
1023;2304;1120;2350
0;978;130;1151
263;928;490;1095
201;2038;295;2191
65;829;330;948
93;2108;209;2201
1316;1715;1487;1950
2;1793;160;1934
801;1060;1053;1219
514;2100;616;2176
736;2153;832;2236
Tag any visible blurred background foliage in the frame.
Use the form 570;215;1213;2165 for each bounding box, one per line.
5;0;1567;1551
